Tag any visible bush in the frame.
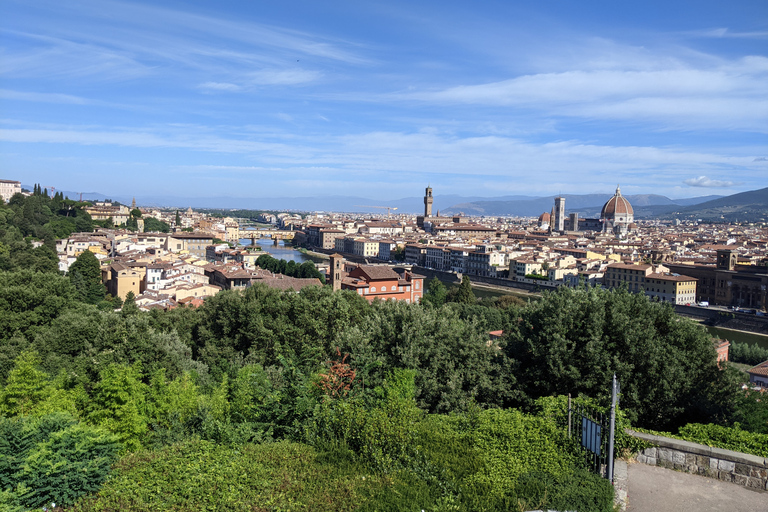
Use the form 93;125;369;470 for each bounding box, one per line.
0;413;120;510
677;423;768;457
72;440;375;512
509;470;614;512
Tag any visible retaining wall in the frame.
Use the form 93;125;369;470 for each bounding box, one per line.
627;429;768;491
674;305;768;334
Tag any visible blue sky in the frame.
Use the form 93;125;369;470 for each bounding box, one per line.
1;0;766;202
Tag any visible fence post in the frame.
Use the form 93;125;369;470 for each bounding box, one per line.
607;374;619;482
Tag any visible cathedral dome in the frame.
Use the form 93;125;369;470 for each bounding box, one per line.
538;212;551;223
601;185;634;218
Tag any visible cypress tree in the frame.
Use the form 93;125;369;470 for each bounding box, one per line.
68;250;105;304
454;275;476;304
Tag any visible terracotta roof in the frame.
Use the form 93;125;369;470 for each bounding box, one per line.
601;185;634;217
646;272;697;282
748;360;768;378
355;265;400;280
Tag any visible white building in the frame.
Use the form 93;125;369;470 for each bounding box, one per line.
0;180;21;202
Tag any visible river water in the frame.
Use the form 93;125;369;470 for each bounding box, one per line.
238;237;322;264
705;325;768;351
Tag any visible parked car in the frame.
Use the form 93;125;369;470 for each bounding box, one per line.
698;301;709;307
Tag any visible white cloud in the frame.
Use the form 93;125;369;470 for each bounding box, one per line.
197;82;241;92
686;28;768;39
401;56;768;132
0;89;90;104
683;176;737;188
247;69;321;86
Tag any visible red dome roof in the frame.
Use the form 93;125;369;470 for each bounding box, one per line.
601;185;634;218
538;212;551;222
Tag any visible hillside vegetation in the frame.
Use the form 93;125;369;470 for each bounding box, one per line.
1;192;766;511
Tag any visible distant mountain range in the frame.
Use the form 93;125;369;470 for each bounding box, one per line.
25;184;767;221
656;187;768;222
439;193;727;218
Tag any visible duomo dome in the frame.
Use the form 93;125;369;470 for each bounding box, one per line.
601;185;634;235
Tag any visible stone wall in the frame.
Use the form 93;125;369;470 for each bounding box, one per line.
673;305;768;334
628;430;768;491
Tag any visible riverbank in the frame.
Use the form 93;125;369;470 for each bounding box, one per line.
298;248;330;261
705;325;768;351
470;282;541;301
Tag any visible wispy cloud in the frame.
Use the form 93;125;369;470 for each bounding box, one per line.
0;89;91;104
685;28;768;39
197;82;242;92
1;0;369;87
683;176;738;188
401;58;768;131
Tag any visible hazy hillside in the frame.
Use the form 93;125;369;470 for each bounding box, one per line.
661;187;768;222
440;193;722;218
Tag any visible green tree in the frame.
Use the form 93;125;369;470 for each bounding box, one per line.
0;351;48;416
68;250;105;304
143;217;170;233
453;275;476;305
336;300;513;413
175;210;181;227
505;286;721;430
122;290;139;316
88;363;148;451
421;277;448;308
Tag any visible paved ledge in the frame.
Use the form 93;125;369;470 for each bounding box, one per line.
626;429;768;492
626;430;767;468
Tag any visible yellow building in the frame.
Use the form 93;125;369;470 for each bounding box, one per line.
645;273;698;305
106;262;146;300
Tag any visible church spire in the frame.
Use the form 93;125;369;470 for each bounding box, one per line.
616;184;621;196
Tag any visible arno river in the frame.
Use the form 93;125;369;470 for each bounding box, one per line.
238;237;323;264
706;326;768;351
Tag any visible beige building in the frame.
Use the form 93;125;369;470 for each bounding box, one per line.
84;202;130;225
644;273;698;305
105;262;146;299
166;232;216;258
0;180;21;202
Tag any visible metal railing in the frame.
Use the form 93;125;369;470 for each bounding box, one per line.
565;375;620;482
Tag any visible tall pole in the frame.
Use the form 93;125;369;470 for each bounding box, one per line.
607;373;619;482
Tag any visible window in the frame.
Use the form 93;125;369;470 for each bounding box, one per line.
371;287;376;292
415;282;420;290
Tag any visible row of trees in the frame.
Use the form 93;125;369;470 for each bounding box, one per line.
254;253;326;283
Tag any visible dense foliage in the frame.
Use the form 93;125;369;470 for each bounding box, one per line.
1;250;765;509
729;341;768;366
677;422;768;457
254;253;326;283
142;217;170;233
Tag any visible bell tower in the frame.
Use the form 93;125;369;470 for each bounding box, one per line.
329;253;345;292
424;186;433;218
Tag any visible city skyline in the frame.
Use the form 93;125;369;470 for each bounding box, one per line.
2;0;766;200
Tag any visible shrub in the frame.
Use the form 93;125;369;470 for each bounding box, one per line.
509;470;614;512
72;440;374;512
677;423;768;457
0;413;120;510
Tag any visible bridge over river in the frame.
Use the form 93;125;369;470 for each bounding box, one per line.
238;227;296;243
